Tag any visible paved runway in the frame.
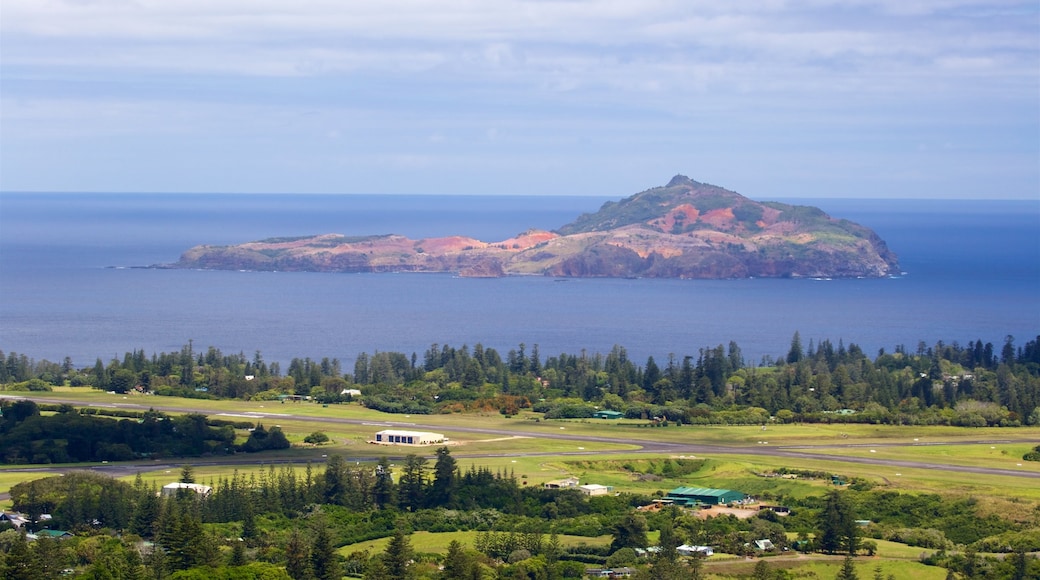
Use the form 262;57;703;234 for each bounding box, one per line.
2;394;1038;493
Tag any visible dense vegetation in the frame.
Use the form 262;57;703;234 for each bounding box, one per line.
3;448;1037;579
3;333;1038;427
0;400;287;464
1;335;1039;577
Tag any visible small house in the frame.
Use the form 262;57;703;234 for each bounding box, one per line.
543;477;580;489
593;410;624;419
677;544;713;557
579;484;613;496
34;530;73;539
0;512;28;528
585;567;634;578
754;539;775;551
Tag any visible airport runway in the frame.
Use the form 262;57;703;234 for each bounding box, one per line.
1;394;1039;492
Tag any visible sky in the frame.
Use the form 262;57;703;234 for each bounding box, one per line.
1;1;1038;199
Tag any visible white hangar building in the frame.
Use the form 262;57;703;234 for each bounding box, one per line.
161;482;212;497
373;429;445;446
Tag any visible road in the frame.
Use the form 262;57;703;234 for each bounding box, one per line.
2;394;1039;489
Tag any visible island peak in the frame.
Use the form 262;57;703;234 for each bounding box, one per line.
169;176;899;279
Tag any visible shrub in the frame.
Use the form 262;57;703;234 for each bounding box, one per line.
304;431;330;445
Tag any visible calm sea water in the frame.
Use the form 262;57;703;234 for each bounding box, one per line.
1;193;1037;368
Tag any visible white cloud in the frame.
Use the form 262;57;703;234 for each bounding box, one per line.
1;1;1036;197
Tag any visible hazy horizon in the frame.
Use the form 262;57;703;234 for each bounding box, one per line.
1;188;1037;202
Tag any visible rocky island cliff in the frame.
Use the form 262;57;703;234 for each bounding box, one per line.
169;175;900;279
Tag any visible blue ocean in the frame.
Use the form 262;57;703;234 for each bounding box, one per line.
1;193;1037;368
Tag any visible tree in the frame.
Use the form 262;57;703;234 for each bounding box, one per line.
818;490;858;555
363;556;390;580
641;518;689;579
398;454;427;511
788;331;804;364
285;527;312;580
179;465;195;484
381;529;414;580
130;484;161;538
241;502;259;545
610;513;649;553
606;548;637;568
229;540;247;567
159;501;217;571
323;454;348;506
310;517;341;580
836;554;859;580
373;457;395;509
144;543;168;580
428;447;458;509
441;540;473;580
752;560;774;580
1;532;37;580
544;528;561;577
1010;548;1029;580
239;424;291;453
860;540;877;556
110;368;137;394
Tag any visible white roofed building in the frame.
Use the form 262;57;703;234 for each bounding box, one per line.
373;429;445;446
579;484;613;496
161;482;212;497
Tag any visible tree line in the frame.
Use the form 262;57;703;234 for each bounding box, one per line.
0;400;288;464
3;333;1038;426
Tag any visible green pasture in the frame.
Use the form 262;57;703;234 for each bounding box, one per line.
870;539;939;560
337;530;950;580
3;390;1040;512
23;388;1040;449
336;530;611;557
703;453;1040;506
538;418;1040;447
702;556;949;580
805;442;1040;473
469;450;1040;507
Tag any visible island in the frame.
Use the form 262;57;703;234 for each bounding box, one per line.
167;175;900;279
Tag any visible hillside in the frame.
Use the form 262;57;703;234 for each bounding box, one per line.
168;175;900;279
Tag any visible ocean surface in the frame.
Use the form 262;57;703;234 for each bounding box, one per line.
1;193;1037;369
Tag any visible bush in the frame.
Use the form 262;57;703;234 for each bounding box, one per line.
1022;445;1040;462
543;404;596;419
238;425;290;453
606;547;637;567
557;560;588;578
970;529;1040;553
304;431;330;445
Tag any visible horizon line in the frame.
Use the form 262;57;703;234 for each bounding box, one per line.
1;190;1036;202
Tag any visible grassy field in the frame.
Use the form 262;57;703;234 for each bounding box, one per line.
3;390;1040;499
339;530;946;579
22;388;1040;447
3;391;1037;578
805;442;1040;473
702;556;949;580
336;530;612;557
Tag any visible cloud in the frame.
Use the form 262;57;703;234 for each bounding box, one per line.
1;1;1036;197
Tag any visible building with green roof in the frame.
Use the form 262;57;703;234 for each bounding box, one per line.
664;487;745;506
